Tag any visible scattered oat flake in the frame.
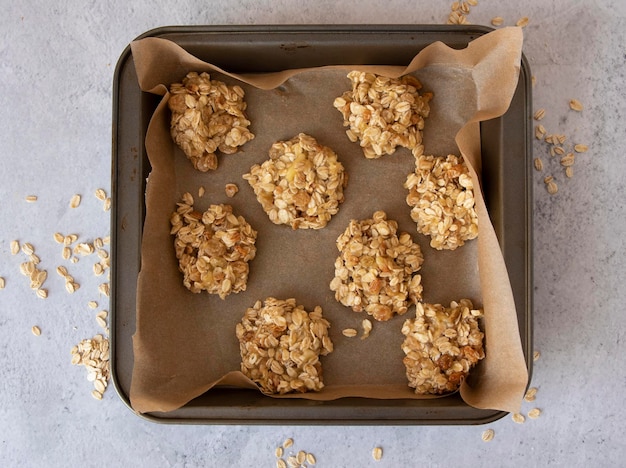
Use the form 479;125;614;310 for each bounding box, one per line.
574;144;588;153
282;438;294;449
94;379;106;394
361;318;373;339
372;447;383;461
0;277;5;289
276;459;287;468
342;328;358;338
516;17;529;27
22;242;35;256
491;16;504;26
70;194;81;208
88;301;98;309
512;412;525;424
565;166;574;178
31;326;41;336
482;429;495;442
306;453;316;465
25;195;38;203
98;283;110;297
96;316;107;329
11;240;20;255
560;153;575;167
533;158;543;171
569;99;583;111
275;447;284;458
547;181;558;195
91;390;103;400
524;387;538;402
103;197;111;211
95;188;107;201
528;408;542;419
533;108;545;120
296;451;306;465
535;124;546;140
36;289;48;299
225;183;239;198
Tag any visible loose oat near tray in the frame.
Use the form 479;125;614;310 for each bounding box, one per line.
236;297;333;395
243;133;347;230
401;299;485;395
170;193;257;299
168;72;254;172
330;211;424;321
333;71;432;159
404;154;479;250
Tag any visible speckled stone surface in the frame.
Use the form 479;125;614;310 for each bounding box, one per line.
1;1;625;466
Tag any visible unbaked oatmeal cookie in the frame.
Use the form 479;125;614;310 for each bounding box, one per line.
236;297;333;394
170;192;257;299
168;72;254;171
401;299;485;395
330;211;424;321
243;133;347;229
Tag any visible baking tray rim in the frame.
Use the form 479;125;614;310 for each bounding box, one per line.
110;24;533;425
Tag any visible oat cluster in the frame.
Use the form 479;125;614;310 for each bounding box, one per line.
236;297;333;394
243;133;347;230
404;154;478;250
330;211;424;322
168;72;254;172
401;299;485;395
170;193;257;299
71;334;110;400
333;71;432;159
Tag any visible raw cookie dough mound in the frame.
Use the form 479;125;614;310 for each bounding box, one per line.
170;192;257;299
333;71;432;159
243;133;347;229
168;72;254;172
236;297;334;395
401;299;485;395
404;154;479;250
329;211;424;322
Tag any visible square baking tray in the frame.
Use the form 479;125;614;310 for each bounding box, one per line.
111;25;533;424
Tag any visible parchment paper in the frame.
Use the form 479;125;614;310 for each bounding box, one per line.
128;27;528;414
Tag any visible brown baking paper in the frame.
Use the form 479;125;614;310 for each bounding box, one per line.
128;27;528;414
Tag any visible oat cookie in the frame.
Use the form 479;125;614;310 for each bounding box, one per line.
243;133;347;229
333;71;432;159
401;299;485;395
170;193;257;299
236;297;333;394
404;154;479;250
168;72;254;171
330;211;424;321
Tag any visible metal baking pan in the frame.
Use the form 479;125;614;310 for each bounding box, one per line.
111;25;533;424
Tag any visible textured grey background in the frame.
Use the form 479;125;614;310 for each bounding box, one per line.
1;1;625;466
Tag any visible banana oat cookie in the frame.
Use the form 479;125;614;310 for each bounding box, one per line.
236;297;333;394
330;211;424;321
170;192;257;299
168;72;254;171
243;133;347;229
